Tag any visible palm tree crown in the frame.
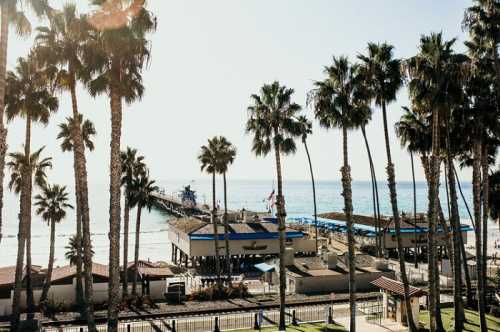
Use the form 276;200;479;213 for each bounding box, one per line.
7;147;52;194
65;234;95;266
129;172;159;211
5;55;58;124
57;114;97;152
34;184;73;225
309;56;370;130
246;81;302;156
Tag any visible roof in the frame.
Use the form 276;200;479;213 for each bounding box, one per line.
293;212;472;235
137;267;174;278
371;276;425;297
188;222;304;240
169;218;206;234
254;263;275;273
0;266;16;286
51;263;109;282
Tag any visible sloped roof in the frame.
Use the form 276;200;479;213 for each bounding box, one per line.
169;218;206;234
137;267;174;278
51;263;109;282
0;266;16;286
371;276;425;297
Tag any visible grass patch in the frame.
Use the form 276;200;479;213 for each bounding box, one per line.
236;322;347;331
419;308;500;331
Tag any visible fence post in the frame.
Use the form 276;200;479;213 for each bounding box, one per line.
80;328;84;332
127;324;131;332
328;306;333;324
214;316;220;332
171;320;176;332
254;313;259;330
292;310;297;326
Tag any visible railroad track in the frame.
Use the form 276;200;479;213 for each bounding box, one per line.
39;292;380;328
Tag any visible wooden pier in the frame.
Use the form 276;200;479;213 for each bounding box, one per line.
152;192;210;218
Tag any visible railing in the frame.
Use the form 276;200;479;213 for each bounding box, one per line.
43;305;333;332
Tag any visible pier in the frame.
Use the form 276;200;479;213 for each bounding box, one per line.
152;192;211;218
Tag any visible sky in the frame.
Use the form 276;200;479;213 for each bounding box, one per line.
6;0;485;190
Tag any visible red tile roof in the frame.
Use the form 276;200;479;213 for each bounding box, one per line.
371;276;425;297
0;266;16;286
51;263;109;282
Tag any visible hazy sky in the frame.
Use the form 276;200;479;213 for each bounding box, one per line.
7;0;483;188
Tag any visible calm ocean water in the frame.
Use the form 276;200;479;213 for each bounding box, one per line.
0;179;497;267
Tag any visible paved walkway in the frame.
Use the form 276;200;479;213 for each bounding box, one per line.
336;316;408;332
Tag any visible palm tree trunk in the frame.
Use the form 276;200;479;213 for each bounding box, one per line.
123;196;130;297
23;114;35;317
71;141;84;309
0;2;9;245
473;137;487;332
303;140;318;255
341;126;356;332
427;106;445;332
273;130;287;332
481;143;489;320
446;156;465;330
222;172;232;286
11;193;26;330
69;76;96;331
40;219;56;303
361;125;382;257
381;102;417;332
410;152;418;268
211;171;222;289
107;80;122;332
453;165;476;303
132;205;142;296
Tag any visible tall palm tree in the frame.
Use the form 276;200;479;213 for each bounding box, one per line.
358;42;417;332
406;33;466;332
296;116;318;254
309;57;370;332
120;147;146;297
83;2;156;329
214;137;236;285
396;106;468;328
35;184;73;304
65;234;95;266
57;114;96;309
35;6;97;324
464;0;500;106
198;137;224;290
490;168;500;226
5;54;58;326
7;146;51;320
129;171;158;296
0;0;51;245
246;81;302;331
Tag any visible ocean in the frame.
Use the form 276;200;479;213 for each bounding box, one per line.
0;179;497;267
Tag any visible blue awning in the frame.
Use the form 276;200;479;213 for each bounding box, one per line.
254;263;275;272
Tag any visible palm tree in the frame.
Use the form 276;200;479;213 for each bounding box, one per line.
0;0;51;246
198;137;224;290
57;114;96;310
83;2;156;329
65;234;95;266
129;171;158;296
246;81;302;331
309;57;370;332
7;146;51;319
490;168;500;226
5;54;58;325
296;116;319;254
35;6;96;323
35;184;73;304
358;42;417;332
464;0;500;106
120;147;146;297
406;33;466;332
214;137;236;285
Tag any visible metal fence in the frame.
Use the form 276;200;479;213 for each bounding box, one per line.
43;305;331;332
